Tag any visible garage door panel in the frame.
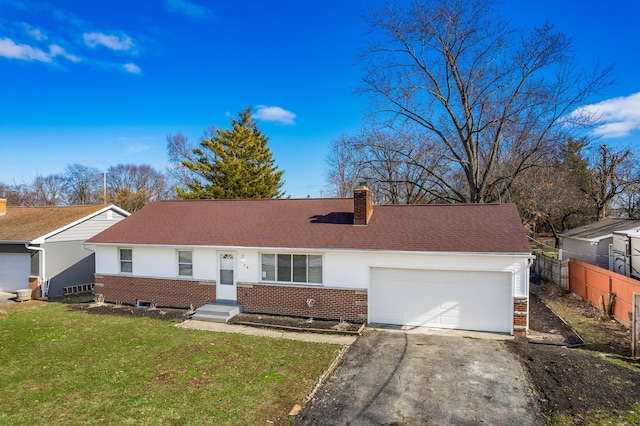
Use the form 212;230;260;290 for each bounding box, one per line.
0;254;30;292
370;268;512;333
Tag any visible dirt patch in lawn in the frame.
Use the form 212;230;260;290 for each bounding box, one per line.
507;278;640;423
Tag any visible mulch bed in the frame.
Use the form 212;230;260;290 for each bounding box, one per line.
229;312;364;333
66;301;364;333
506;278;640;423
66;302;187;322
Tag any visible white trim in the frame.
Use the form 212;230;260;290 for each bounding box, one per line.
88;242;532;258
32;205;130;244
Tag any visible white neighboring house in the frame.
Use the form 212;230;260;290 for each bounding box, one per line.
87;187;534;336
612;229;640;279
0;199;129;297
559;218;640;270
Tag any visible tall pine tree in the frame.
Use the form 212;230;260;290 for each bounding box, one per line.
176;107;284;199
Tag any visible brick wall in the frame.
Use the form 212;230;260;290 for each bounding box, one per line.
513;297;528;337
95;275;215;308
353;187;372;225
237;284;368;323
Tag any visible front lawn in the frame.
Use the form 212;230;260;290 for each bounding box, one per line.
0;302;339;425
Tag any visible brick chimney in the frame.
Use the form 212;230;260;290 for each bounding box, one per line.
0;198;6;216
353;184;373;225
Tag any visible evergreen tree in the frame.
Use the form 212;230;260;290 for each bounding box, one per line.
176;107;284;199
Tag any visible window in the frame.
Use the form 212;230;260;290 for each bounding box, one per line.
261;254;322;284
178;250;193;277
119;248;132;273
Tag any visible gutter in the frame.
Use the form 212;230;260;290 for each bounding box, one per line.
25;243;48;299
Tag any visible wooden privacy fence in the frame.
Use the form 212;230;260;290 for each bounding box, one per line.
569;258;640;326
533;252;568;289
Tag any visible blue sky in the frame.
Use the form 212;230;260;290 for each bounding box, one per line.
1;0;639;198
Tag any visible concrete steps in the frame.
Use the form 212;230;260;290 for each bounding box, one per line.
191;301;242;323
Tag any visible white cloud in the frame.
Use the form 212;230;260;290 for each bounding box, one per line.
0;37;51;62
252;105;297;125
122;62;141;74
49;44;81;62
165;0;212;18
126;144;152;154
83;32;134;51
22;23;47;41
571;92;640;138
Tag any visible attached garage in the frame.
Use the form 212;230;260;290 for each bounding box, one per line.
0;253;30;292
369;268;513;333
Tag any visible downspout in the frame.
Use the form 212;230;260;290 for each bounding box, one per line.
25;243;48;299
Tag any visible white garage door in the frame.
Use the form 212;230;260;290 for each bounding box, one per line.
370;268;512;333
0;254;30;292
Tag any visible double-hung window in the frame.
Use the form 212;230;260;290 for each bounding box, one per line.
119;248;133;273
178;250;193;277
261;254;322;284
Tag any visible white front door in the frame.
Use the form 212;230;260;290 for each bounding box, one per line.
217;253;236;302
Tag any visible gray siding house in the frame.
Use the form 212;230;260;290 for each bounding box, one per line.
0;199;129;297
559;218;640;270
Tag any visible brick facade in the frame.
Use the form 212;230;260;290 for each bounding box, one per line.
95;275;368;323
513;298;528;337
95;275;216;308
237;284;368;323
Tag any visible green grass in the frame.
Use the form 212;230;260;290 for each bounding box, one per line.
543;299;611;345
547;403;640;425
0;302;339;425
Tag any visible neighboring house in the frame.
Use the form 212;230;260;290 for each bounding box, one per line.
612;229;640;279
559;218;640;270
0;199;129;297
86;186;533;336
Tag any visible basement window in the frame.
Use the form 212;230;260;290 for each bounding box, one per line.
137;300;152;309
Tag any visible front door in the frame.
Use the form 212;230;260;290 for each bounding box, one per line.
217;253;237;302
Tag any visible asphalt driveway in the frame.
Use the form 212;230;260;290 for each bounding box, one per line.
296;329;543;425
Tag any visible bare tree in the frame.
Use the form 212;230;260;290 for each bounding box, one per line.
33;174;65;206
325;134;362;198
104;164;168;212
358;0;613;203
63;164;101;205
583;144;633;220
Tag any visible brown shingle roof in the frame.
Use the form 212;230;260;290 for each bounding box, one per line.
87;199;530;254
0;205;107;242
560;218;640;240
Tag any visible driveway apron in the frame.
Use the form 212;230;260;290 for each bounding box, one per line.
296;329;542;425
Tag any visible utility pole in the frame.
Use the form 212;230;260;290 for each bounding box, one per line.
103;171;107;204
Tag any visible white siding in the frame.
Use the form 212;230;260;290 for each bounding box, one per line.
46;209;127;243
93;245;529;297
95;246;119;275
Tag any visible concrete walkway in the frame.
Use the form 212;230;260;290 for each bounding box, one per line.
0;292;16;305
177;319;358;345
